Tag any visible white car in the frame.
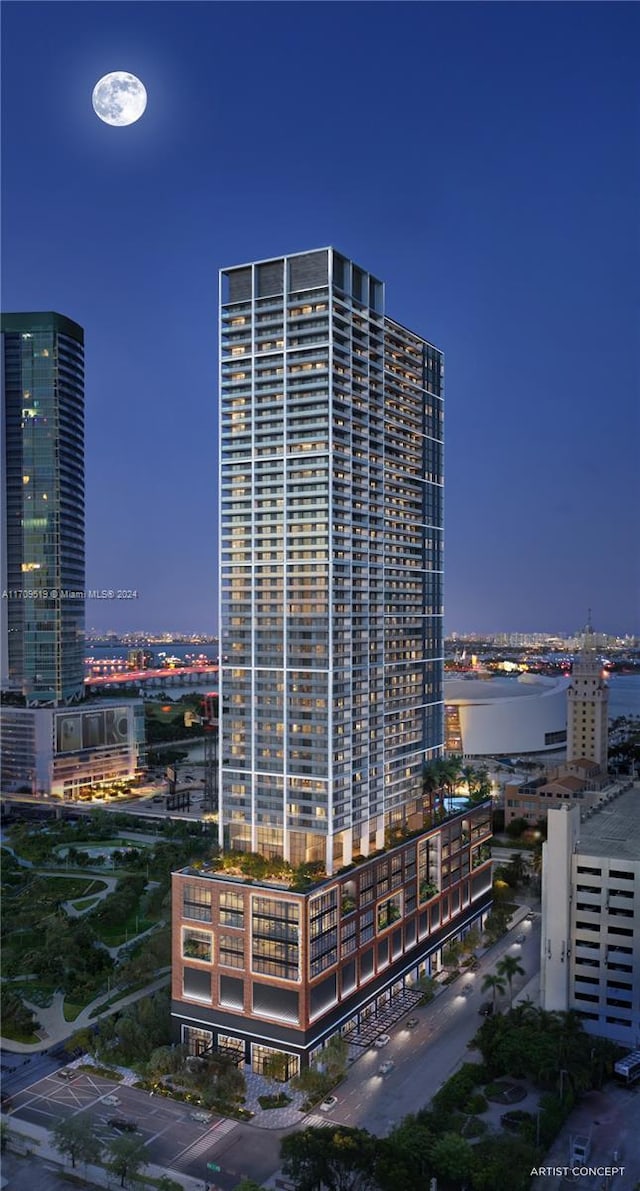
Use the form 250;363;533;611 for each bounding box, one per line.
189;1110;211;1124
319;1095;338;1112
379;1060;395;1076
374;1034;390;1048
103;1095;120;1106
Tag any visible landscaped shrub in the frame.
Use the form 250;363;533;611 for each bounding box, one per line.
432;1064;485;1114
464;1092;488;1114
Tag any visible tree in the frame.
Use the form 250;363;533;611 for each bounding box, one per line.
232;1181;266;1191
106;1133;148;1187
291;1064;334;1104
442;938;462;969
281;1126;379;1191
505;852;527;888
496;955;525;1008
432;1133;474;1184
52;1116;102;1169
483;904;510;943
377;1117;435;1191
481;972;506;1011
461;926;481;956
322;1033;349;1082
263;1052;290;1084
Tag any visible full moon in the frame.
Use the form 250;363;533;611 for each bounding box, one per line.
92;72;147;126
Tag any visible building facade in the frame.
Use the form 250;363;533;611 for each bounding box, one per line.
0;699;146;797
218;249;444;873
171;248;493;1070
566;624;609;773
1;312;85;705
444;674;569;758
540;786;639;1048
172;802;492;1073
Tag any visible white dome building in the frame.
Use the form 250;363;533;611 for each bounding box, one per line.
444;673;569;758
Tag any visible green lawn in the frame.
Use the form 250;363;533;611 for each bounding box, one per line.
1;1025;40;1044
63;995;95;1022
35;876;108;898
71;895;101;911
93;913;154;947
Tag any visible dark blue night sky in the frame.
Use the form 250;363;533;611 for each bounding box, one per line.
2;1;638;635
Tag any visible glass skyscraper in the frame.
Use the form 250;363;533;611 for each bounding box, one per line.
1;312;85;705
218;249;444;874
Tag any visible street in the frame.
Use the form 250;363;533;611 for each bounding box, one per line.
3;913;540;1188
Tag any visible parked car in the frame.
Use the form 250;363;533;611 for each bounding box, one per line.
319;1095;338;1112
405;1017;419;1030
56;1069;77;1081
103;1095;120;1106
478;1002;494;1017
374;1034;391;1048
379;1061;395;1076
108;1118;138;1133
189;1110;211;1123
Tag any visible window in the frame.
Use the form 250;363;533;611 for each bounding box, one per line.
182;928;213;963
182;883;212;922
252;897;300;981
220;890;244;928
219;934;244;970
182;1026;212;1056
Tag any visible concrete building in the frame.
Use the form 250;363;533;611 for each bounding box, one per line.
540;786;639;1047
504;761;611;828
566;621;609;773
171;248;493;1071
0;699;146;798
1;312;85;705
444;674;569;758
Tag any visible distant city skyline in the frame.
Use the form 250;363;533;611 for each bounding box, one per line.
2;3;638;635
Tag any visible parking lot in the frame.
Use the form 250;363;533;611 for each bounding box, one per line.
7;1068;239;1181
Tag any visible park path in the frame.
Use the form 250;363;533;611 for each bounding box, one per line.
1;969;171;1054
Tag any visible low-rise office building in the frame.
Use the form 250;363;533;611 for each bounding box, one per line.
540;785;639;1047
0;699;146;797
504;762;610;827
171;802;492;1073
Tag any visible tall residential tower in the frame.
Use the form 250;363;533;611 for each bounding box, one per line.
1;312;85;705
218;249;444;872
171;251;493;1075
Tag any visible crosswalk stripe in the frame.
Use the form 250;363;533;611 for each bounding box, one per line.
172;1118;238;1169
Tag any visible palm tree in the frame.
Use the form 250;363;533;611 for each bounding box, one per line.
481;972;506;1012
461;764;477;796
496;954;525;1008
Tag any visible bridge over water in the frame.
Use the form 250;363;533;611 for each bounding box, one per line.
85;664;219;689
